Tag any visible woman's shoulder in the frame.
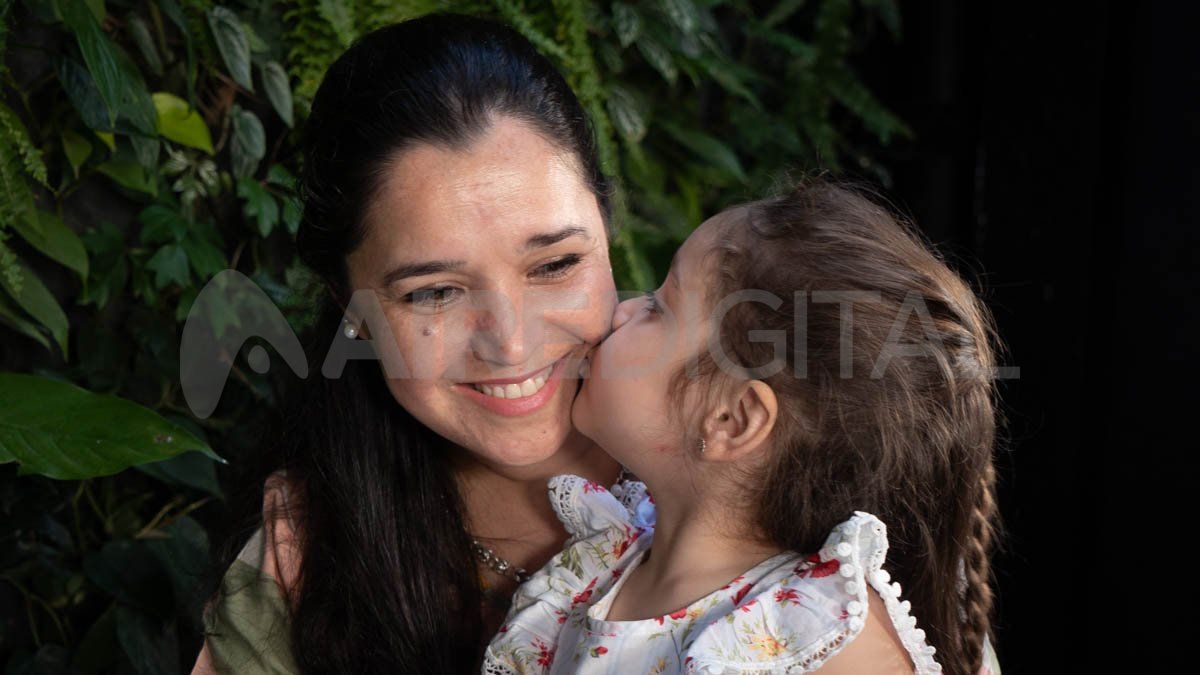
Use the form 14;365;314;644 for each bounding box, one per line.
682;512;942;674
244;469;305;598
189;470;304;674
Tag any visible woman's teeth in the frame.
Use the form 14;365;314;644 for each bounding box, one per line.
471;363;553;399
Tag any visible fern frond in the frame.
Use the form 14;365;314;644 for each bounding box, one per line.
0;230;22;292
0;102;47;187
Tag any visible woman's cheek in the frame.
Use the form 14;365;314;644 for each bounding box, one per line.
573;263;618;345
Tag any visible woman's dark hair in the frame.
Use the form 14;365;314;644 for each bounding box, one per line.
205;13;612;673
667;178;1003;675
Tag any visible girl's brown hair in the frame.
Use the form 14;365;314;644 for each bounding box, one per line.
669;177;1003;675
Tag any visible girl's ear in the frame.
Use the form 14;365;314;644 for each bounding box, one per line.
702;380;778;463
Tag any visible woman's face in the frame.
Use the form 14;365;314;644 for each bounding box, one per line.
345;116;616;471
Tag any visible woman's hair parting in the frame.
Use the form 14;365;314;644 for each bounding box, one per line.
669;177;1004;675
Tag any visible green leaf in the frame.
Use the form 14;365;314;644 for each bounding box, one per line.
83;540;174;616
79;221;128;309
83;0;105;22
862;0;902;38
637;37;677;85
61;129;93;176
207;7;253;91
11;210;89;280
97;158;157;195
129;133;160;170
136;451;222;498
764;0;808;29
316;0;356;47
143;516;214;612
126;14;163;75
281;196;300;235
145;244;189;288
265;164;295;189
0;291;51;351
57;56;114;131
229;105;265;179
0;261;69;357
181;228;227;278
153;92;214;154
0;373;223;479
659;0;700;34
660;121;747;182
137;203;187;245
113;46;158;137
58;0;124;124
826;67;911;143
260;61;294;127
607;84;648;142
612;2;641;47
696;55;762;108
158;0;197;107
236;177;278;237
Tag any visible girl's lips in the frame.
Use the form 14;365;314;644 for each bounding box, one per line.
454;356;569;417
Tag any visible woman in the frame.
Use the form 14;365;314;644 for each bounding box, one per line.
190;14;626;673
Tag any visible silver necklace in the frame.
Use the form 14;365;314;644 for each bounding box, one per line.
470;466;632;585
471;539;530;583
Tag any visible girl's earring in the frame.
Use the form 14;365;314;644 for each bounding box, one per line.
343;318;358;339
699;438;707;454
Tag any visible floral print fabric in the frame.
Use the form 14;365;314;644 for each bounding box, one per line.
483;474;985;675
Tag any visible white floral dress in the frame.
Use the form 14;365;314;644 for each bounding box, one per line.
483;474;1001;675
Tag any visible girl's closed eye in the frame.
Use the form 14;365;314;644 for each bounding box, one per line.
643;290;663;316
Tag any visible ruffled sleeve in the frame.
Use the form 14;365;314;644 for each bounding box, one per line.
483;474;650;674
684;511;942;674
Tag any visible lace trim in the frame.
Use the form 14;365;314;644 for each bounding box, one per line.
547;474;588;540
853;512;942;675
609;477;648;516
481;648;520;675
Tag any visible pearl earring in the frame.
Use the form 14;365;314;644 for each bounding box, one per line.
342;318;358;339
699;438;707;454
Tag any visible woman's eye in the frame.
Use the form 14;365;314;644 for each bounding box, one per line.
532;254;582;279
405;286;461;308
643;290;662;316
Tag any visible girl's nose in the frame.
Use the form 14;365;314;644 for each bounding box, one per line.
610;295;641;333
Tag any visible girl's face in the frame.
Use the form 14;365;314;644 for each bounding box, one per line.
572;211;733;478
345;116;617;472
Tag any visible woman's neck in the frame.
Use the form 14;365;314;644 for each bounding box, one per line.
454;430;621;555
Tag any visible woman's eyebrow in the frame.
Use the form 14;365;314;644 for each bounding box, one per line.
521;225;590;252
381;226;590;286
381;259;466;286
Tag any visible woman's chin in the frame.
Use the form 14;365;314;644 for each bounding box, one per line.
472;432;572;471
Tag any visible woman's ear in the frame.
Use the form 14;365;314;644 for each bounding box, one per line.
701;380;778;463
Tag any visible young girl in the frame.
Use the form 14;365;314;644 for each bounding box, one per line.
483;179;1002;675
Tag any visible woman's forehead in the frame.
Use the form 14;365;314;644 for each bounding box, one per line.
363;118;599;250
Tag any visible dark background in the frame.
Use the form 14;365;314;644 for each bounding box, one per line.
857;1;1198;669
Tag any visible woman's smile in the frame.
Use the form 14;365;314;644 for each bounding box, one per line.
453;354;573;417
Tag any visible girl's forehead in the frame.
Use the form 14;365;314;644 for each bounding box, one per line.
677;208;743;274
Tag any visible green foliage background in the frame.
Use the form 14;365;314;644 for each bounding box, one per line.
0;0;906;671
